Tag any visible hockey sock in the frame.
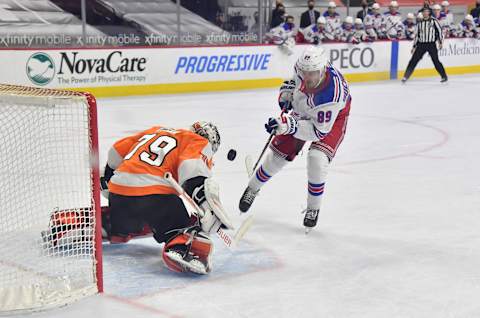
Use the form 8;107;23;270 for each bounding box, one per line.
307;150;329;210
248;150;289;191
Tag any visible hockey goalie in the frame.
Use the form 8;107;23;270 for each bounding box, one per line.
45;122;233;275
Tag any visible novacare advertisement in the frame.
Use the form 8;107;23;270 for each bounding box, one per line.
398;38;480;74
23;50;148;87
3;46;282;90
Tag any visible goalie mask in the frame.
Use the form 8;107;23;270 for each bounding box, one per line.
295;46;329;90
191;121;221;153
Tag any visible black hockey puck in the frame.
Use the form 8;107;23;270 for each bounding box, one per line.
227;149;237;161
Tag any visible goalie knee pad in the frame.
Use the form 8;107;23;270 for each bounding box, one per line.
162;231;213;275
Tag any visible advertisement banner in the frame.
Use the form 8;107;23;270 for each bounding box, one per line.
0;41;394;96
398;38;480;72
313;41;391;75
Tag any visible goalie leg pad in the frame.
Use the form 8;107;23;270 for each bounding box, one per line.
162;231;213;274
42;208;94;249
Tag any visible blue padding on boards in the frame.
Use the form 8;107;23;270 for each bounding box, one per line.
390;40;399;80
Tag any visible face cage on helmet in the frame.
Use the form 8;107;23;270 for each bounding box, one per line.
192;122;220;153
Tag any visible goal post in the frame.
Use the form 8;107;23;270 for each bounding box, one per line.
0;84;102;314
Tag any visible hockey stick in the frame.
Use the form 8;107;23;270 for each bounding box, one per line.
245;132;275;178
164;172;253;249
245;109;287;177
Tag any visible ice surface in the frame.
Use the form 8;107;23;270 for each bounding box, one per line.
16;75;480;318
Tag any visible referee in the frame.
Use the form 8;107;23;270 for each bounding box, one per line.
402;6;448;83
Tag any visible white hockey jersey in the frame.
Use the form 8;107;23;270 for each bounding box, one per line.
402;20;416;40
437;12;454;38
353;24;369;42
442;11;454;27
290;63;351;141
382;11;403;38
301;24;335;43
364;12;382;39
323;12;342;35
457;21;479;38
338;23;356;43
267;22;295;45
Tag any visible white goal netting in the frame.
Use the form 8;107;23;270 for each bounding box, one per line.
0;84;101;314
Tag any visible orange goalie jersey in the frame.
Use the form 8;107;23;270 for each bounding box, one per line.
107;126;214;196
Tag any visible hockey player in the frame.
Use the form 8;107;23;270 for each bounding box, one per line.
441;1;454;27
457;15;479;38
440;2;455;38
353;18;370;42
239;46;352;232
403;13;417;40
381;1;403;39
266;15;296;54
364;3;382;40
100;122;232;274
300;16;335;44
432;4;443;20
323;2;342;35
431;4;450;38
338;16;357;43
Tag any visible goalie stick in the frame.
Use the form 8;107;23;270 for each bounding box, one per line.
163;172;253;249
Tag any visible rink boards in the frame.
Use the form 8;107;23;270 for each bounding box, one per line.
1;38;479;97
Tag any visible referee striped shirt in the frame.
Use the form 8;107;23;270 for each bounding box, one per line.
414;17;443;47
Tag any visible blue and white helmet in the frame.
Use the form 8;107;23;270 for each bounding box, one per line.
191;121;221;153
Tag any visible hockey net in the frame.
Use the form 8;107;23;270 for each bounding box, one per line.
0;84;102;314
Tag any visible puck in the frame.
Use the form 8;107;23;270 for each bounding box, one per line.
227;149;237;161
